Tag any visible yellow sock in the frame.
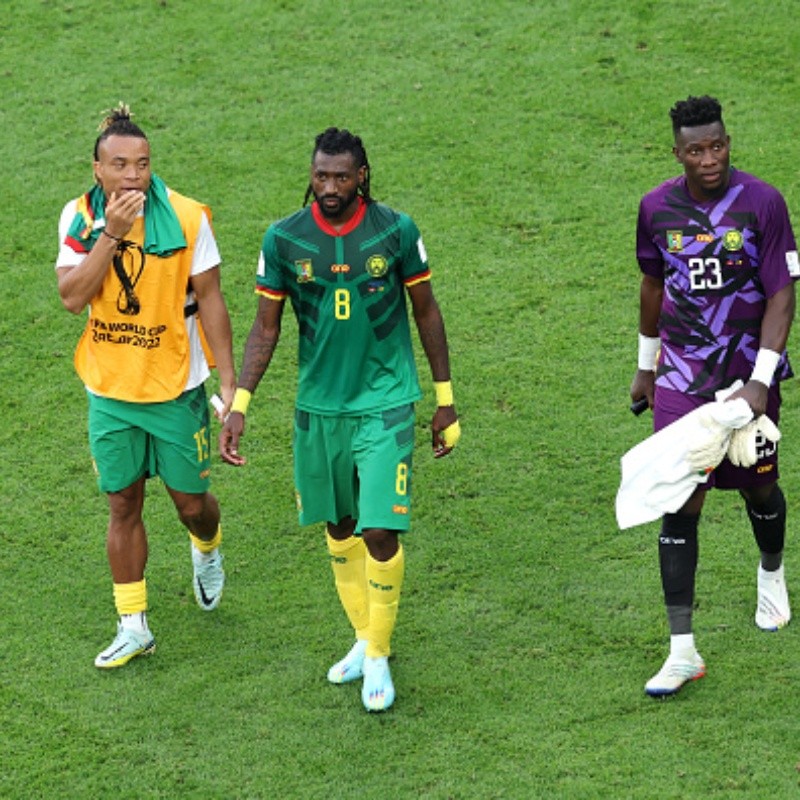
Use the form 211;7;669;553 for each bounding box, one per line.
190;525;222;554
365;544;405;658
113;579;147;616
327;533;369;639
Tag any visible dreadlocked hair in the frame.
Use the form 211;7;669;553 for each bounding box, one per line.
94;102;147;159
303;126;373;207
669;95;723;135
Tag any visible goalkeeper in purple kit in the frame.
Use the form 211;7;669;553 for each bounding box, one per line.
629;95;798;697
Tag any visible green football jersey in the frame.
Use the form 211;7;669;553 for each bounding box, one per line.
256;199;431;415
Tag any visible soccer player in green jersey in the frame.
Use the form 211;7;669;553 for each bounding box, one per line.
220;127;460;712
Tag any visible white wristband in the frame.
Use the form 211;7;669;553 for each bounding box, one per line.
751;348;780;386
210;394;226;416
637;334;660;371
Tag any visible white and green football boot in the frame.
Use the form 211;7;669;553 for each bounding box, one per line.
95;623;156;669
192;546;225;611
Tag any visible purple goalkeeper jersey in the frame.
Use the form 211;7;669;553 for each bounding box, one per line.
637;168;799;398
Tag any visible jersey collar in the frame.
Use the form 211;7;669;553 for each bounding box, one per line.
311;197;366;236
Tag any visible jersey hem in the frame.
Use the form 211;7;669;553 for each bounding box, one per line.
295;392;422;417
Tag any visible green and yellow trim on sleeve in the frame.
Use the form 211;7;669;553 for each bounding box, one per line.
404;268;431;288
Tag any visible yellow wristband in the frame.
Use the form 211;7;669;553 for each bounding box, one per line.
434;381;454;407
231;388;252;416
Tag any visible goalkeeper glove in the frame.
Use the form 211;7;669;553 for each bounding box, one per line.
727;415;781;468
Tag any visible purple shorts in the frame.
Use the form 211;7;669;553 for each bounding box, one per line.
653;385;782;490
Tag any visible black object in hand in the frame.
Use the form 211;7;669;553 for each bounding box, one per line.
630;397;648;416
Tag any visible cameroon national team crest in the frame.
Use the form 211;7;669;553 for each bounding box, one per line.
366;254;388;277
722;229;744;251
666;230;683;252
295;259;314;283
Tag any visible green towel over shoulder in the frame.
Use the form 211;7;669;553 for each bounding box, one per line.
64;174;187;256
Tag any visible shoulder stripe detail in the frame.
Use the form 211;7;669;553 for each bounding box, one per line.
255;286;287;301
404;269;431;287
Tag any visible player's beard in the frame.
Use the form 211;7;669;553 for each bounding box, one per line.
315;188;359;220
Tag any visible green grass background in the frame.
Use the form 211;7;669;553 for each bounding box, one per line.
2;0;800;797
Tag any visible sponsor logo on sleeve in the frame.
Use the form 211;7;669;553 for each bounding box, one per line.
786;250;800;277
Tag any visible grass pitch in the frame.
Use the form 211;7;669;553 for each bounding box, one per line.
2;1;800;797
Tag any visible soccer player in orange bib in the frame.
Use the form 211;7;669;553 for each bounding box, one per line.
56;104;236;668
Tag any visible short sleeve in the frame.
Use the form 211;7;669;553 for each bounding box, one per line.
55;200;84;270
635;197;664;279
757;189;799;298
255;225;288;298
190;212;221;276
398;213;431;285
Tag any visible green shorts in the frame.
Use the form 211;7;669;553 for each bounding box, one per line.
293;404;416;532
87;385;212;494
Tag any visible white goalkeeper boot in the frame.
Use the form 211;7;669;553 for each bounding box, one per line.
756;564;791;631
645;641;705;698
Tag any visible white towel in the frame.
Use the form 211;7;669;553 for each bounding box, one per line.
616;395;753;529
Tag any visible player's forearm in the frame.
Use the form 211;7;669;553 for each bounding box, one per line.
415;304;451;382
197;293;236;388
56;238;117;314
638;275;663;336
760;283;796;354
238;319;280;392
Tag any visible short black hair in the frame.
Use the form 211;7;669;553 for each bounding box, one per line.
94;102;147;160
303;127;373;206
669;95;724;135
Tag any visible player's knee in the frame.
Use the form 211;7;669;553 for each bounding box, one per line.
741;482;781;512
362;528;399;561
107;483;145;524
175;492;217;533
327;516;357;540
